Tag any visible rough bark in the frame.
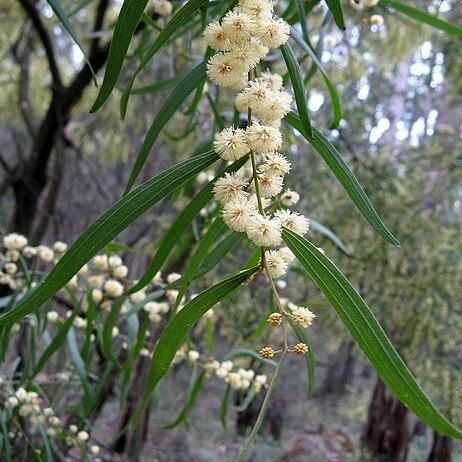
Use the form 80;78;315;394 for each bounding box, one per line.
321;340;356;398
362;375;411;462
427;431;452;462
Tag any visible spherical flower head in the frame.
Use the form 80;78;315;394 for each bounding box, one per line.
216;367;228;378
203;21;231;51
149;311;162;323
239;79;272;118
4;262;17;274
92;289;103;304
256;18;290;48
213;172;249;204
92;255;108;271
130;289;146;303
280;188;300;206
77;430;89;442
291;306;316;327
255;173;284;198
207;52;245;87
113;264;129;279
108;255;123;268
188;350;200;362
23;246;37;258
260;153;291;176
143;301;160;314
53;241;67;254
274;209;310;236
47;311;60;323
235;91;249;114
245;37;269;61
38;245;54;262
246;214;282;247
167;272;182;284
293;342;309;355
370;14;384;26
3;233;28;251
228;372;243;389
228;45;262;73
221;360;234;371
278;246;295;264
214;127;249;160
221;11;256;42
245;122;282;154
152;0;173;16
259;346;275;359
257;90;292;123
104;279;124;298
267;312;283;326
222;197;258;232
228;73;249;91
260;70;283;91
323;35;337;49
265;249;289;277
238;0;274;21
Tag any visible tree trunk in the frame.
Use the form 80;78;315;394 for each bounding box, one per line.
427;431;452;462
362;375;410;462
111;354;152;461
321;340;356;397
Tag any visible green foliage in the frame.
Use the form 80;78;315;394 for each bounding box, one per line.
0;151;218;325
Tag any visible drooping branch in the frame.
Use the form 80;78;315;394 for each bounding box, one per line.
17;0;63;91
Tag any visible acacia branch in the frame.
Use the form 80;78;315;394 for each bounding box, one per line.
17;0;63;91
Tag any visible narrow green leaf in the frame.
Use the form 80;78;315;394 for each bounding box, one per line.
324;0;346;30
123;61;206;194
291;29;342;129
285;113;399;246
45;0;97;83
127;157;248;295
129;70;190;95
282;228;462;440
102;298;126;367
173;217;225;314
205;318;214;353
91;0;150;112
193;232;243;280
131;267;258;428
220;384;231;430
310;219;352;256
380;0;462;37
31;310;79;379
281;43;313;139
68;0;95;18
232;389;256;413
0;150;218;326
235;354;286;462
140;11;162;32
66;328;91;397
120;0;209;116
163;369;205;429
287;318;315;398
294;0;311;45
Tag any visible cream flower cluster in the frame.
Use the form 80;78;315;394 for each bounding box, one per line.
0;233;67;290
205;2;309;279
152;0;172;16
172;350;268;393
204;0;289;89
350;0;379;10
